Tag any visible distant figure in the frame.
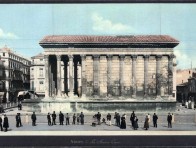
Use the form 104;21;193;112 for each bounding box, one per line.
18;113;22;127
120;114;126;129
65;113;70;125
116;113;121;127
31;112;37;126
0;105;4;113
47;113;52;126
114;112;117;125
0;116;3;131
144;115;149;130
52;111;56;125
77;113;80;125
148;113;151;123
16;113;20;127
130;111;135;127
106;113;112;126
167;113;172;128
18;103;22;110
172;113;174;123
80;112;84;125
3;114;9;132
102;118;106;124
72;113;76;125
97;112;101;125
133;116;139;130
153;113;158;128
59;111;64;125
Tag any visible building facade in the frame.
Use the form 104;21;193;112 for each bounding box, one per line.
0;46;31;102
39;35;179;101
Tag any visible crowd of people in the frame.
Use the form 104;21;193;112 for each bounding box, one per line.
0;111;174;132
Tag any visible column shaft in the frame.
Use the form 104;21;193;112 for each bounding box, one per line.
81;55;86;98
93;55;100;96
144;55;149;96
119;55;125;96
44;55;49;98
107;55;112;96
57;55;62;97
168;54;174;95
156;55;162;96
132;55;137;97
69;55;74;97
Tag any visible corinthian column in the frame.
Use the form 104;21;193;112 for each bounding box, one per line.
144;55;149;97
56;55;62;97
44;55;49;98
107;55;112;96
68;55;74;97
156;55;162;96
132;55;137;98
168;54;174;95
81;55;86;98
119;55;125;96
93;55;100;96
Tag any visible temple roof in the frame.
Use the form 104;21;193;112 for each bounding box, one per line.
40;35;179;44
31;53;44;59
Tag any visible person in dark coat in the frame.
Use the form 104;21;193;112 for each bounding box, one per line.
72;113;76;125
133;116;139;130
3;114;9;132
120;114;126;129
52;111;56;125
47;113;52;126
18;103;22;110
144;115;149;130
77;113;80;125
97;112;101;125
16;113;20;127
153;113;158;128
0;116;3;131
167;113;172;128
80;112;84;125
130;111;135;127
65;113;70;125
116;113;121;127
31;112;37;126
18;113;22;127
59;111;64;125
106;113;112;126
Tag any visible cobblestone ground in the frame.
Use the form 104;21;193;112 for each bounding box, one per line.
1;103;196;131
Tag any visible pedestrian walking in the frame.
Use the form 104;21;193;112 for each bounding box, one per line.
47;113;52;126
18;103;22;110
59;111;64;125
77;113;80;125
153;113;158;128
116;113;121;127
106;113;112;126
133;116;139;130
52;111;56;125
0;116;3;131
65;113;70;125
167;113;172;128
31;112;37;126
120;114;126;129
130;111;135;127
97;112;101;125
144;115;149;130
18;113;22;127
72;113;76;125
16;113;20;127
3;114;9;132
80;112;84;125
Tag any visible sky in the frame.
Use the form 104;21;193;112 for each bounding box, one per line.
0;4;195;69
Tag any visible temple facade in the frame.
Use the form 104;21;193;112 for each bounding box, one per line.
39;35;179;100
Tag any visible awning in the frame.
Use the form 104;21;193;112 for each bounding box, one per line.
17;91;28;97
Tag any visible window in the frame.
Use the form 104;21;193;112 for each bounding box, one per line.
39;68;43;77
39;81;44;84
40;59;43;61
3;53;5;56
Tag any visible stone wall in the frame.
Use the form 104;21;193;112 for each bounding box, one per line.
86;56;93;96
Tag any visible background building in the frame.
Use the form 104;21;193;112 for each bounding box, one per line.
0;46;31;102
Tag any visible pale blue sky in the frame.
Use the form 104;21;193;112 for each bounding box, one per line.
0;4;195;69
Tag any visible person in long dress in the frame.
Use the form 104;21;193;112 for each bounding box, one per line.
120;114;126;129
144;115;149;130
133;116;139;130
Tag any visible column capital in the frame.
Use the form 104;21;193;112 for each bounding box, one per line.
56;55;62;61
107;55;113;60
119;55;125;60
168;54;175;60
80;55;86;61
156;55;162;60
93;55;100;60
143;55;150;61
131;55;137;60
68;55;73;60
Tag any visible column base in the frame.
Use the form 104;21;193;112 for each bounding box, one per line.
68;92;75;98
132;94;136;99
